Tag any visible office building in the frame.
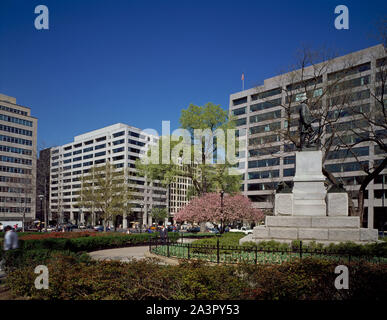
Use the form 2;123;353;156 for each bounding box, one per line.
49;123;167;228
0;93;37;225
229;44;386;229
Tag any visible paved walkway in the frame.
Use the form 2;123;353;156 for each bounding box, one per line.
89;239;196;265
89;246;150;262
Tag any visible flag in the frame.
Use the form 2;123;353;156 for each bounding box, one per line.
241;73;244;81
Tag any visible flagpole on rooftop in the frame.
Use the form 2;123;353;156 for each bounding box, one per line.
241;72;245;91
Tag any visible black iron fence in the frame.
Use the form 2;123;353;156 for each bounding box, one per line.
149;237;387;265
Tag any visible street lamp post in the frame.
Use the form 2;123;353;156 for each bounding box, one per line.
38;194;46;231
220;190;224;234
140;204;144;232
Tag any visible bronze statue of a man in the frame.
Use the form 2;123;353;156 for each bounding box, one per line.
298;103;320;150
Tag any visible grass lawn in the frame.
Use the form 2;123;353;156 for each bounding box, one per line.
191;232;246;247
150;232;387;265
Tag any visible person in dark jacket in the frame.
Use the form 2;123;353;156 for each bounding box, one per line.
159;225;168;243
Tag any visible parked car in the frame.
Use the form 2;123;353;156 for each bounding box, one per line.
94;225;110;232
187;226;200;233
180;224;191;231
229;227;253;235
207;228;219;234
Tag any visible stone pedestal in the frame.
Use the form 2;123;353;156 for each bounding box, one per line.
240;150;379;245
292;151;327;216
239;216;379;244
274;194;293;215
327;193;348;216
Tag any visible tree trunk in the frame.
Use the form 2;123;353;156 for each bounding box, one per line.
22;211;25;232
357;189;365;226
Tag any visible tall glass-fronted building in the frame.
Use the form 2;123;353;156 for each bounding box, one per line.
229;44;386;230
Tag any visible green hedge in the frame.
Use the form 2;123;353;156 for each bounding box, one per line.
17;232;179;252
6;255;387;300
0;232;40;238
0;249;90;272
0;232;179;271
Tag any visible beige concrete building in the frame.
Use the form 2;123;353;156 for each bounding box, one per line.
49;123;167;228
168;161;194;218
0;93;37;226
229;44;387;230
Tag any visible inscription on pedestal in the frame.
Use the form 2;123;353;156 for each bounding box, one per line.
327;193;348;216
274;194;293;215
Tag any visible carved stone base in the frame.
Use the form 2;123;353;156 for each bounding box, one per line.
239;216;379;244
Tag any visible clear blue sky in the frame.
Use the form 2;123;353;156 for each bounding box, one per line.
0;0;385;150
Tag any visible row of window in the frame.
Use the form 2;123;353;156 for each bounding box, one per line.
330;75;370;93
0;144;32;156
0;165;31;174
250;98;282;113
330;89;370;106
327;103;370;120
0;196;31;203
59;141;145;159
248;157;280;169
249;134;280;146
0;114;33;127
327;62;370;81
0;186;29;193
248;146;280;157
325;161;369;173
0;155;32;165
250;121;281;135
326;147;369;160
61;132;146;151
247;182;278;191
0;176;31;184
0;207;31;213
286;77;323;92
232;88;282;108
250;110;281;124
0;105;28;116
248;170;279;180
0;134;32;146
327;119;368;133
0;124;32;137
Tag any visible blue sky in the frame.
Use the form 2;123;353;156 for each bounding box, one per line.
0;0;386;150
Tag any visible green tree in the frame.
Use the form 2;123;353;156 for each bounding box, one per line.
150;207;169;225
77;162;132;231
136;102;242;195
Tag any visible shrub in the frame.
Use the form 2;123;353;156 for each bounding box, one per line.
6;254;387;300
17;232;179;253
0;248;90;272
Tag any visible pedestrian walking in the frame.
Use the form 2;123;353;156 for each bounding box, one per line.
3;226;19;251
1;226;19;273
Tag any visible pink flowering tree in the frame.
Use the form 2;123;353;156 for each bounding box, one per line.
174;193;264;232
